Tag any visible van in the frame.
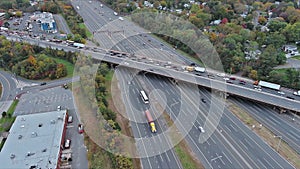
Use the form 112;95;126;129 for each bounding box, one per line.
68;116;73;123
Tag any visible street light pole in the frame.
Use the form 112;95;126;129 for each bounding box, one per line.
273;135;282;152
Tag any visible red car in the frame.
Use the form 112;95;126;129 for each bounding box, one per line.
78;124;84;134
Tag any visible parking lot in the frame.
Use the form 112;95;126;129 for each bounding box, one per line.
14;86;88;169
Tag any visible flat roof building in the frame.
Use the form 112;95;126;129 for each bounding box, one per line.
0;110;67;169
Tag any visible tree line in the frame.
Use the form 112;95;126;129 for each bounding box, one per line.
0;36;77;80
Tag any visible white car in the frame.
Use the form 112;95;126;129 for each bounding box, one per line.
278;91;285;95
217;73;225;77
64;139;71;149
57;106;61;111
198;126;205;133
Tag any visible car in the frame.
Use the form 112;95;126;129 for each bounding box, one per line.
223;77;230;81
254;87;262;92
195;73;202;76
226;80;233;84
63;83;68;89
198;126;205;133
201;98;206;103
286;96;295;100
278;91;285;95
67;116;73;123
217;73;225;77
57;106;61;111
208;74;215;79
239;80;246;85
40;82;46;86
229;77;236;80
78;124;84;134
64;139;71;149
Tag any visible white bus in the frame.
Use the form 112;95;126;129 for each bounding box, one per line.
140;90;149;103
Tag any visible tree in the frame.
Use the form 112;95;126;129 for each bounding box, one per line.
2;111;7;118
268;20;287;32
282;22;300;42
249;70;258;80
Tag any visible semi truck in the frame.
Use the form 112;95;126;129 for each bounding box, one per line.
253;80;280;90
145;110;156;133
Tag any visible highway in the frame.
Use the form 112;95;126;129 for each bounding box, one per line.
142;72;295;168
114;67;182;169
0;1;298;168
231;98;300;154
3;31;300;113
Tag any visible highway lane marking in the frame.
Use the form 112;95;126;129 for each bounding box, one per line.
222;151;232;164
224;125;232;133
256;158;268;169
221;109;288;168
263;157;275;169
238;140;248;150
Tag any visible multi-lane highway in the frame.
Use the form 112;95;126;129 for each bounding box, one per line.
231;98;300;154
142;72;295;168
114;67;183;169
1;1;299;168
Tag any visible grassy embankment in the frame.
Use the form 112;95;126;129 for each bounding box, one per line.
227;101;300;168
0;99;19;150
79;23;93;38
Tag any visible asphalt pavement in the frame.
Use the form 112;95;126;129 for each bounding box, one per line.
231;97;300;154
142;72;295;169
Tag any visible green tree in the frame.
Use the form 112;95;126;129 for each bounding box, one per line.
268;20;287;32
282;22;300;42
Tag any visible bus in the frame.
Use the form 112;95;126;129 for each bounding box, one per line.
140;90;149;104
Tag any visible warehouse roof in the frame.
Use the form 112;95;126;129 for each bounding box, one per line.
0;110;67;169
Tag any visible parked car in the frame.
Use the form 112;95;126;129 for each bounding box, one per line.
198;126;205;133
67;116;73;123
57;106;61;111
40;82;46;86
201;98;206;103
78;124;84;134
64;139;71;149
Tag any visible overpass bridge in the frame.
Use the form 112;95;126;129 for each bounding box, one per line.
6;35;300;113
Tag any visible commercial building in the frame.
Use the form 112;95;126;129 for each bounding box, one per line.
31;12;57;33
0;110;68;169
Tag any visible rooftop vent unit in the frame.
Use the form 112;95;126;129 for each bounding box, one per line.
10;154;15;159
26;152;35;157
42;148;47;153
57;116;63;120
18;135;22;139
20;125;25;128
50;120;55;124
21;117;26;121
31;132;37;138
38;123;43;127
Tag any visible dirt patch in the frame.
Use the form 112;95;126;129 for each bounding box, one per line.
227;101;300;168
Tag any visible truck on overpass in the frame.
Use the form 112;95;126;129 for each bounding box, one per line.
145;110;156;133
253;80;281;90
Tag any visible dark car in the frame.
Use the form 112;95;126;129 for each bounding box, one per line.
239;80;246;85
229;77;236;80
40;82;46;86
78;124;84;134
201;98;207;103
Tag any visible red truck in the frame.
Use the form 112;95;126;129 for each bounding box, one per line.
145;110;157;133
